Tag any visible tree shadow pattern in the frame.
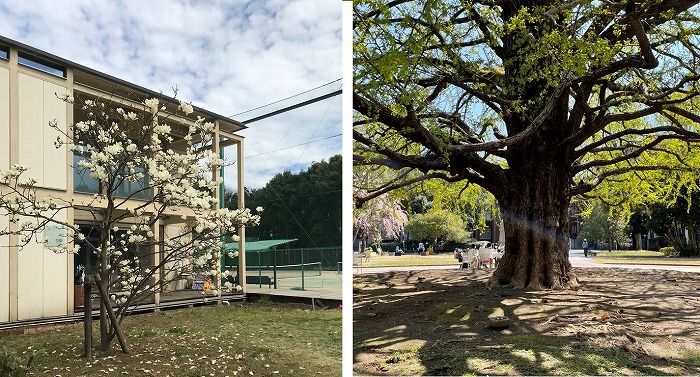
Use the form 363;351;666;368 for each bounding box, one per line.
353;267;700;376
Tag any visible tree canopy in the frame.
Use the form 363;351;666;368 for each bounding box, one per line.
354;0;700;289
226;155;342;248
406;208;470;243
579;202;628;250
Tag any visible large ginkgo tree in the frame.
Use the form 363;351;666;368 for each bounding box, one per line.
354;0;700;289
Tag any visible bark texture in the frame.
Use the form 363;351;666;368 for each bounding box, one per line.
487;120;579;290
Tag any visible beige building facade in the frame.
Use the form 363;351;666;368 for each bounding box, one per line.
0;36;247;323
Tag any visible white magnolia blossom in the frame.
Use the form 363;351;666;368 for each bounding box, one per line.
178;100;194;115
0;93;261;342
57;90;74;103
144;98;159;115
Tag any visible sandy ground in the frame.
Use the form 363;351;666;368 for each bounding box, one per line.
353;260;700;376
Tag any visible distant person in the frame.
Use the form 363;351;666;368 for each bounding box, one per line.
582;239;589;257
418;242;425;253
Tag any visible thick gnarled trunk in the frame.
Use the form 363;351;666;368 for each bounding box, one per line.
488;132;578;290
489;204;577;290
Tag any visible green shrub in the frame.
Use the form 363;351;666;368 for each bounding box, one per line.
660;246;676;257
0;345;45;377
380;241;399;253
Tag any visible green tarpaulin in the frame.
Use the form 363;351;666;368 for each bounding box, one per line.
224;239;297;252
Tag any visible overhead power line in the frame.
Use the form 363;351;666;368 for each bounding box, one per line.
230;78;341;118
221;134;341;167
241;89;341;124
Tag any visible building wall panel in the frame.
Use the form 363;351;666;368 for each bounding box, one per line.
18;74;45;186
42;241;68;316
0;212;9;322
17;74;67;190
163;225;188;291
42;81;67;190
17;236;44;320
0;67;8;172
17;213;69;320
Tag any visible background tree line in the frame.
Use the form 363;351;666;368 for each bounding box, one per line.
225;155;341;248
581;182;700;256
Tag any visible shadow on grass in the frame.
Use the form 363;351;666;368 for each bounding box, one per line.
353;267;700;376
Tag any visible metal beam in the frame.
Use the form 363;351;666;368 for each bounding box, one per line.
241;89;341;124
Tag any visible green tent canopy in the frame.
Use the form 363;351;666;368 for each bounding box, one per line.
225;239;297;252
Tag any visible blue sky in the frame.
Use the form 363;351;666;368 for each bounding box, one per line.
0;0;342;189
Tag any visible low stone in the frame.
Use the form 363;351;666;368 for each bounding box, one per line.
487;316;511;329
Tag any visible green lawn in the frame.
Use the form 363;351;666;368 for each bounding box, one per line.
0;303;341;377
360;250;700;268
361;253;458;267
593;250;664;257
593;250;700;265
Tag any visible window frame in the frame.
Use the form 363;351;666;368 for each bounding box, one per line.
17;52;66;78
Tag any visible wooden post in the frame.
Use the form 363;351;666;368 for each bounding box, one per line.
93;275;129;354
83;275;92;359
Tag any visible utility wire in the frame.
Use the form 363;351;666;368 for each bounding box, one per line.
242;190;343;205
230;79;341;118
288;86;338;176
239;82;342;280
221;134;341;167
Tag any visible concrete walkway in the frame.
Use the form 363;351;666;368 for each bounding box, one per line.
568;248;700;272
358;249;700;274
245;285;341;302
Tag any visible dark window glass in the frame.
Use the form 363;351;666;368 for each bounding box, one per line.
73;154;100;194
0;47;8;60
115;166;151;201
18;53;65;77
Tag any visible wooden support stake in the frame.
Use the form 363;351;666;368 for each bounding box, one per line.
83;276;92;359
93;275;129;354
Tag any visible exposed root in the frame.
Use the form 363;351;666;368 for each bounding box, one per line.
486;271;579;291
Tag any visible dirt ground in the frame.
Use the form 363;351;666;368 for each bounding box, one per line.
353;267;700;376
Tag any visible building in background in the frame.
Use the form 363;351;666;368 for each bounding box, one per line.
0;35;247;323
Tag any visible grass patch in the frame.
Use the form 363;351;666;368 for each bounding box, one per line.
595;257;700;265
0;303;341;377
361;253;458;268
594;250;664;258
405;337;688;376
592;250;700;265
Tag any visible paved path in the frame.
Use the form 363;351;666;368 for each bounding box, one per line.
358;249;700;274
246;285;341;301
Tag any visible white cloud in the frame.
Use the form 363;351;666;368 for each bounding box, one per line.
0;0;341;189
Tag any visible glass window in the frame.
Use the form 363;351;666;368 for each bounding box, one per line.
73;146;151;200
115;167;151;201
73;154;100;194
0;47;8;60
18;53;65;77
116;229;154;268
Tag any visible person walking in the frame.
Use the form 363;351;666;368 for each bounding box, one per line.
582;239;589;257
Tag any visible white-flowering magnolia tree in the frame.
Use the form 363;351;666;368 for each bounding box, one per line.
0;92;260;354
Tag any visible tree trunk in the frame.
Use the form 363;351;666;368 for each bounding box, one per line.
489;197;578;290
487;127;578;290
634;233;642;250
